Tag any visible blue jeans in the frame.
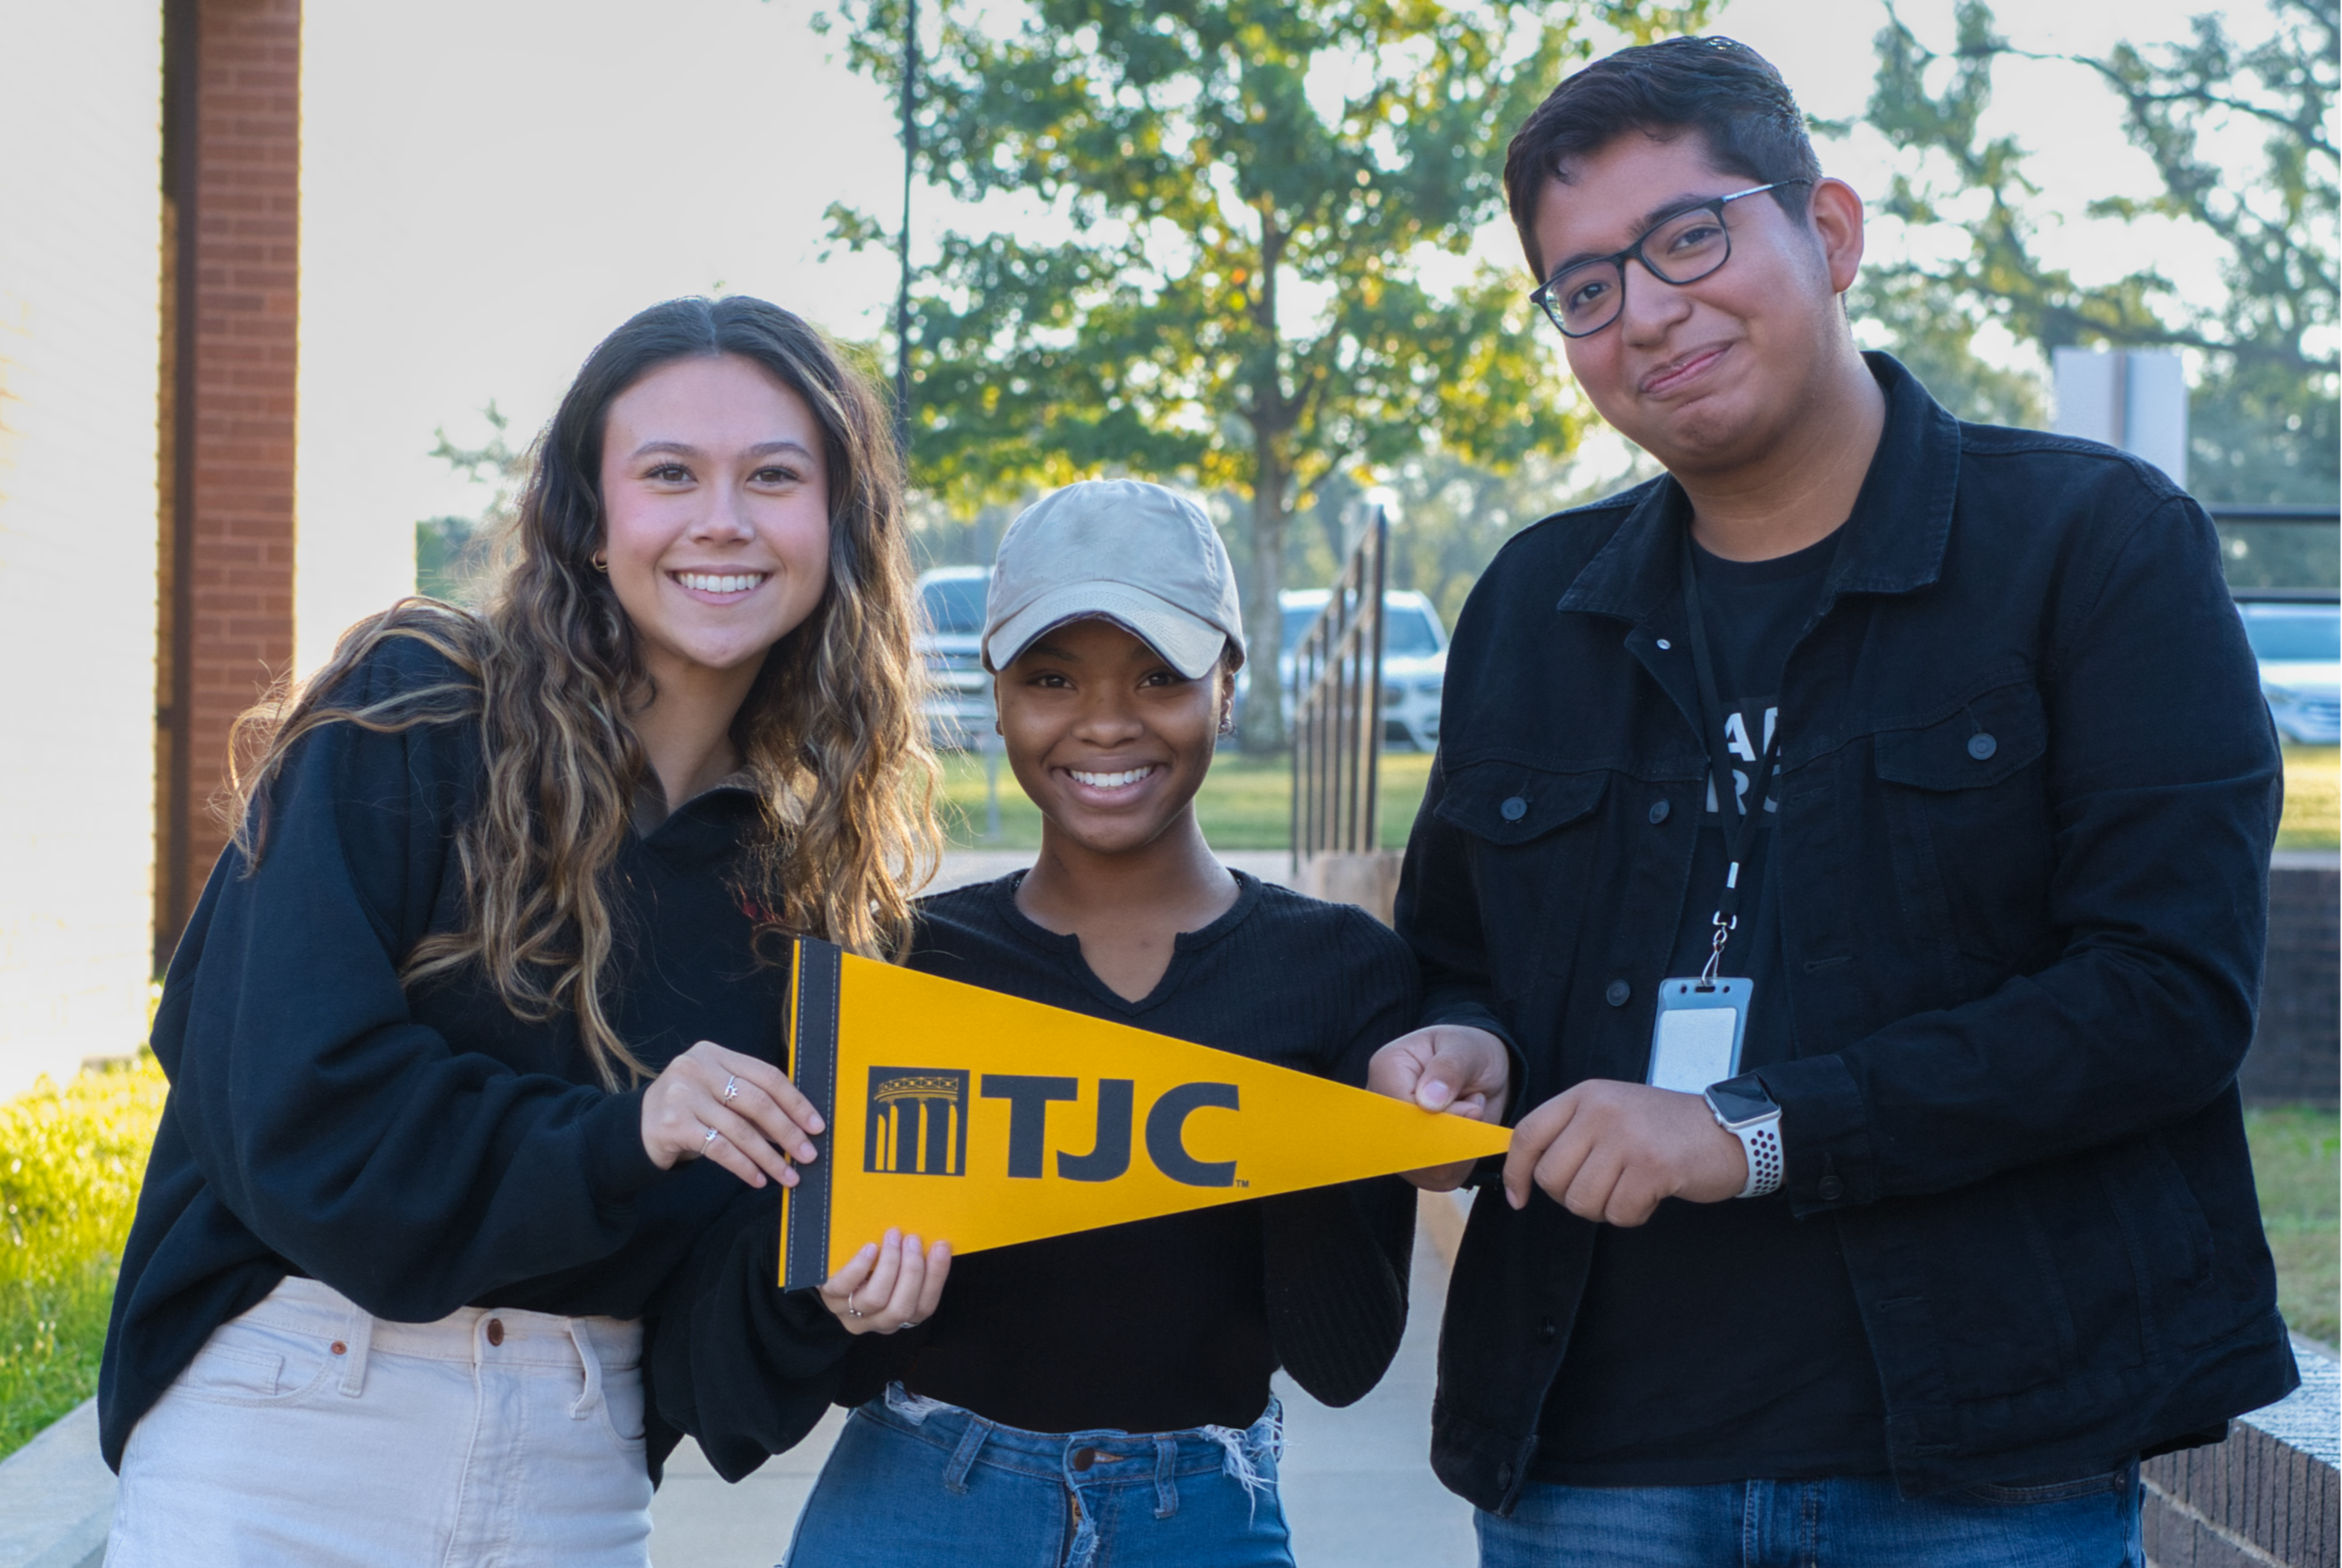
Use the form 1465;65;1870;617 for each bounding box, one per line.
1476;1467;2143;1568
784;1385;1293;1568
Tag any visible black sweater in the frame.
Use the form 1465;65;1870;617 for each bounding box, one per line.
653;871;1422;1481
98;637;790;1473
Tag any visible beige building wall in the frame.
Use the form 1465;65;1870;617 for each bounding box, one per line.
0;4;165;1097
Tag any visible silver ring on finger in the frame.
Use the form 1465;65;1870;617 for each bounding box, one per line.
702;1126;720;1154
722;1074;740;1104
844;1302;863;1319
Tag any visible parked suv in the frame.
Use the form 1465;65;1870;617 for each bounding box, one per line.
1266;588;1450;751
2235;593;2341;744
915;566;991;748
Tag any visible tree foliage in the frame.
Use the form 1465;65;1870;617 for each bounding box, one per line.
821;0;1714;745
1852;0;2338;502
413;402;527;604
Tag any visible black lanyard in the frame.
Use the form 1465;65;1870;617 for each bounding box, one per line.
1680;530;1779;987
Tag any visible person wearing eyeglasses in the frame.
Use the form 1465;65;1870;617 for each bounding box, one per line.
1364;34;2297;1568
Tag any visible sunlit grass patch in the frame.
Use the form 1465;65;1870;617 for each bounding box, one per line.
2247;1104;2341;1350
0;1056;168;1459
2279;744;2338;851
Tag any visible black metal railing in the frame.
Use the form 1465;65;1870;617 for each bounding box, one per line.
2208;505;2339;600
1290;507;1387;873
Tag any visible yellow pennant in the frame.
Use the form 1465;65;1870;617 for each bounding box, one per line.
776;938;1509;1289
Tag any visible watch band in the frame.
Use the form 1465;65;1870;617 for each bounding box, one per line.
1720;1112;1783;1198
1703;1077;1785;1199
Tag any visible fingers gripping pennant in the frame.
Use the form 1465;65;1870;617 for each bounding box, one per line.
778;938;1508;1289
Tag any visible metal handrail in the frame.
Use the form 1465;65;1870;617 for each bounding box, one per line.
2208;505;2338;601
2205;505;2340;525
1290;507;1388;874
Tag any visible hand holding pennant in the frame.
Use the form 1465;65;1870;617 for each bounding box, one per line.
776;938;1511;1288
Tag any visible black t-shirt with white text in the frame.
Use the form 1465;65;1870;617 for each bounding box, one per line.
1532;528;1890;1487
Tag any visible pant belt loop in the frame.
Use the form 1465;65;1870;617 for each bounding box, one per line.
337;1298;374;1398
1153;1436;1180;1519
941;1414;989;1496
566;1318;604;1420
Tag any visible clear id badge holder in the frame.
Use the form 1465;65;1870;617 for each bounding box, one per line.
1646;975;1752;1093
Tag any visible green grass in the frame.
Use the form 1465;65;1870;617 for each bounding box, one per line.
2246;1105;2341;1349
0;1056;167;1459
2279;744;2338;851
947;746;2337;854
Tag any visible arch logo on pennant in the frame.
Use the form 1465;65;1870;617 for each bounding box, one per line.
776;938;1511;1289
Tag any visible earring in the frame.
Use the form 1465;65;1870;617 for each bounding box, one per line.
1218;711;1235;737
590;552;609;574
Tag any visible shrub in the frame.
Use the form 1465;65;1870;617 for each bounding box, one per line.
0;1056;167;1459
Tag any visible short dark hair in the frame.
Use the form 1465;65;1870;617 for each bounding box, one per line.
1504;36;1822;280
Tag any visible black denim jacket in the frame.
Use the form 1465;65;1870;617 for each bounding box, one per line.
1398;356;2300;1508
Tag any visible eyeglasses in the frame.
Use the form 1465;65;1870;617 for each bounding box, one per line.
1529;179;1811;339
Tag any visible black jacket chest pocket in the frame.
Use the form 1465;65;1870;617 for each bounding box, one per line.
1873;680;2047;790
1430;763;1610;991
1434;764;1607;845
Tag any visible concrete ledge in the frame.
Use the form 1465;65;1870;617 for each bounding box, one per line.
1293;851;1404;926
2145;1341;2340;1567
0;1399;112;1568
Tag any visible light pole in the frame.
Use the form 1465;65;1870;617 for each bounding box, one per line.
893;0;919;460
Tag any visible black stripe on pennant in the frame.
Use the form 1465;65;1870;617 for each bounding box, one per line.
781;937;842;1291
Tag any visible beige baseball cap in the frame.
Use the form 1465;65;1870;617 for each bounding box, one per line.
982;479;1247;679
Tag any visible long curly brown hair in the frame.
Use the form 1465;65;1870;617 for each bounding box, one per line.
230;297;939;1089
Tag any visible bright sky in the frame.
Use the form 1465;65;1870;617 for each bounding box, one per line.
292;0;2279;663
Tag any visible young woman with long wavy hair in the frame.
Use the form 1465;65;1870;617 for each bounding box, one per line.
99;295;938;1567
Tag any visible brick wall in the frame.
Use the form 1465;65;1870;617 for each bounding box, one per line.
0;5;167;1098
157;0;302;955
2241;858;2340;1108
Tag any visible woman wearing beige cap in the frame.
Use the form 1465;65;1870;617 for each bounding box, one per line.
656;478;1423;1567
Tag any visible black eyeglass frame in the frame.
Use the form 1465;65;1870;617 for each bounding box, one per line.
1529;179;1814;339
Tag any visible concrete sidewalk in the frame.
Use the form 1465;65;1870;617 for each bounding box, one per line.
646;1206;1476;1567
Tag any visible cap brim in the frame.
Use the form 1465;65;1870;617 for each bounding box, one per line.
985;582;1230;679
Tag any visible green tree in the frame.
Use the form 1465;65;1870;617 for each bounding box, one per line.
1852;0;2338;502
413;402;527;604
821;0;1712;747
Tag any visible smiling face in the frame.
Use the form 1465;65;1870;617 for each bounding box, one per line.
995;618;1232;857
597;353;833;688
1531;132;1863;479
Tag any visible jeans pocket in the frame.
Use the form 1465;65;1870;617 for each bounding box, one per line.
596;1364;648;1453
170;1322;335;1407
1957;1468;2127;1507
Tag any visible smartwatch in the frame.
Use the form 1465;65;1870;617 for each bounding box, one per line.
1703;1073;1784;1199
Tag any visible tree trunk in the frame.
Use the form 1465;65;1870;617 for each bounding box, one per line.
1238;438;1291;752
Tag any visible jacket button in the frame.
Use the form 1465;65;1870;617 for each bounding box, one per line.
1604;979;1631;1007
1537;1319;1558;1343
1500;796;1528;822
1648;799;1670;824
1818;1175;1843;1201
485;1318;505;1347
1967;732;1997;761
1497;1462;1515;1489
